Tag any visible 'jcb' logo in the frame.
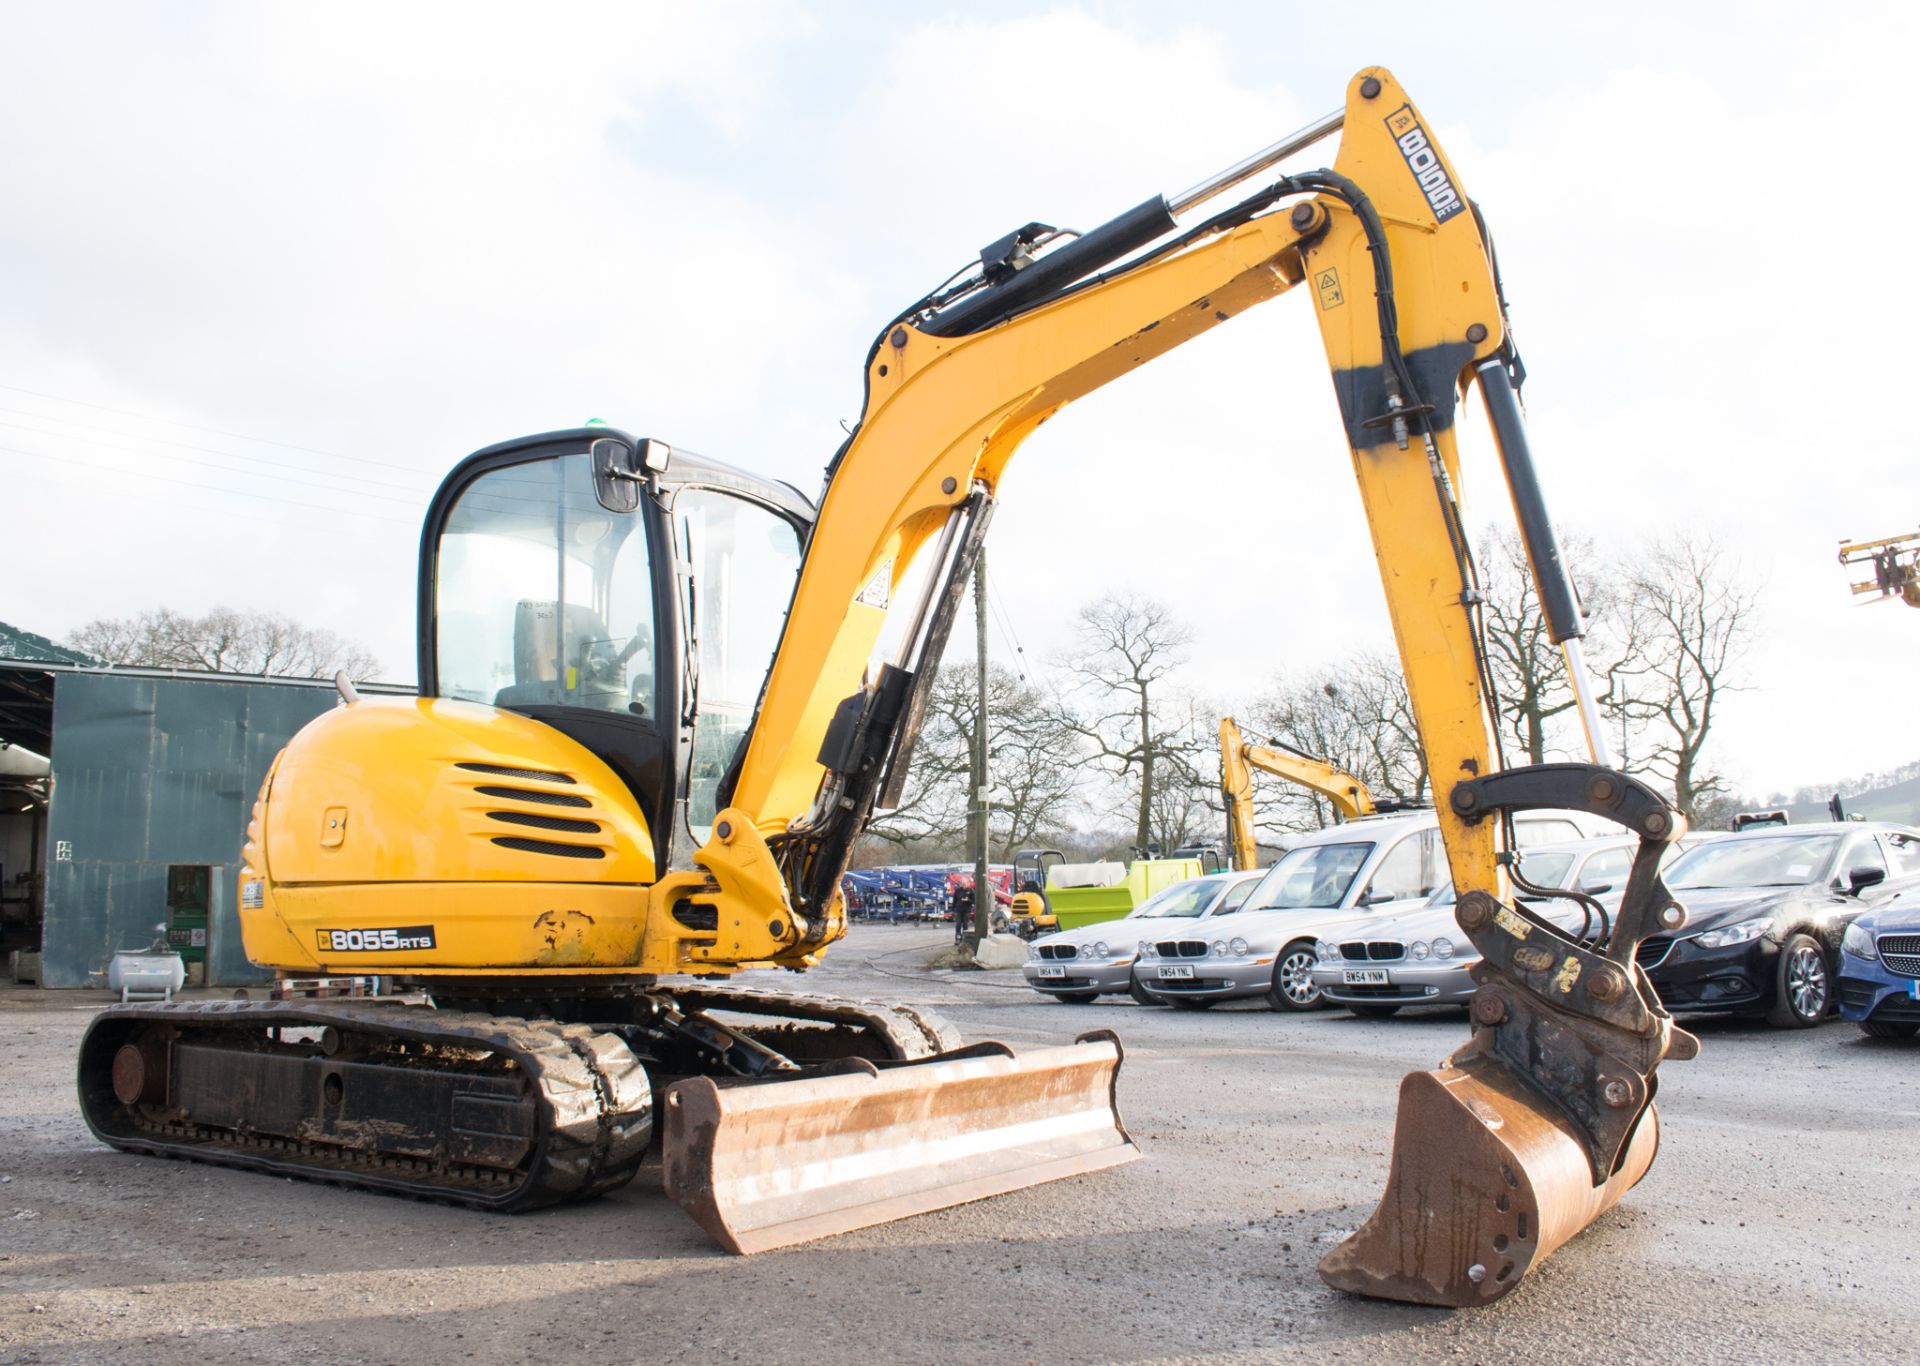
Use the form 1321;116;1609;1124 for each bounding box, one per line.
1384;106;1463;223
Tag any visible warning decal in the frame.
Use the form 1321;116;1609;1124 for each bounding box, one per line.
857;556;893;610
1314;267;1344;311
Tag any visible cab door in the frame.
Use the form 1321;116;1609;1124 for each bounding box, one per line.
1357;829;1445;918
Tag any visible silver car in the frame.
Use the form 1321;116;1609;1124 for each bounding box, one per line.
1021;870;1264;1003
1132;809;1608;1011
1309;832;1720;1015
1310;836;1637;1015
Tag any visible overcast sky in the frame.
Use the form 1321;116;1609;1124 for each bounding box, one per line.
2;2;1914;800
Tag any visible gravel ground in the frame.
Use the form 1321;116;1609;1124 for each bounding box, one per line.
2;923;1915;1365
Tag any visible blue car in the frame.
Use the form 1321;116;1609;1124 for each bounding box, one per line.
1838;896;1920;1038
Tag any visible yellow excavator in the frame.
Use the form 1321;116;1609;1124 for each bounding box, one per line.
78;68;1698;1306
1219;715;1377;870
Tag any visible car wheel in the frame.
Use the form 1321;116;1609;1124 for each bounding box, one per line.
1128;977;1158;1007
1349;1003;1402;1018
1766;934;1832;1028
1859;1018;1920;1039
1052;991;1098;1004
1168;997;1216;1011
1265;941;1323;1012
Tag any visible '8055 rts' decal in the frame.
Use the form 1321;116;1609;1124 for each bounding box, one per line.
317;925;437;953
1383;105;1464;223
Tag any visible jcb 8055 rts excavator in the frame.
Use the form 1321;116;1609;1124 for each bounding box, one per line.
1219;715;1380;870
79;68;1699;1307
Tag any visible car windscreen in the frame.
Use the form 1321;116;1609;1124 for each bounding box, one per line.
1664;833;1841;890
1131;878;1218;919
1244;842;1373;910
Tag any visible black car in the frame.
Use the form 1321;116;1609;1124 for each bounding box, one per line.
1638;823;1920;1027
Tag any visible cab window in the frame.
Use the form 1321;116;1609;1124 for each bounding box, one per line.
1842;834;1889;885
436;453;655;716
1577;848;1631;893
1515;818;1580;847
1880;832;1920;878
674;489;804;840
1367;830;1442;904
1213;878;1257;914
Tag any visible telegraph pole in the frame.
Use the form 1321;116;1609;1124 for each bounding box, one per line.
971;547;992;950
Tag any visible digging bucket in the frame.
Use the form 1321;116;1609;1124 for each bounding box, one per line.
661;1030;1138;1254
1318;1052;1659;1306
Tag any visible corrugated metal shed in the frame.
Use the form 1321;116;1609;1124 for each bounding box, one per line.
17;664;411;987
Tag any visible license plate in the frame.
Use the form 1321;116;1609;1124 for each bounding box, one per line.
1158;965;1195;980
1343;968;1389;985
1037;966;1066;979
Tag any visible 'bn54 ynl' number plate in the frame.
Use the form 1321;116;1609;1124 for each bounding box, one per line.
1037;965;1066;979
1158;965;1195;980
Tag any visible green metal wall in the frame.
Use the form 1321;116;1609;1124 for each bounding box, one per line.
39;672;341;988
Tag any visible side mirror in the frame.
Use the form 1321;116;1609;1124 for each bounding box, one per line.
590;436;642;512
1848;865;1887;894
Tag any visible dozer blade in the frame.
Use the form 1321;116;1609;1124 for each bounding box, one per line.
661;1030;1138;1254
1318;1053;1659;1307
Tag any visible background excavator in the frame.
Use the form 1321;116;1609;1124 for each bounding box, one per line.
1219;715;1378;870
1839;531;1920;608
78;68;1698;1307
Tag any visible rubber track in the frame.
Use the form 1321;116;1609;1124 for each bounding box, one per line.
76;1000;653;1212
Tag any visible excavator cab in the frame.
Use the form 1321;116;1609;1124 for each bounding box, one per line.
1009;848;1065;938
426;430;812;864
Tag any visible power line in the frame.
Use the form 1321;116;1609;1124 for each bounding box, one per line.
0;379;423;474
0;444;419;526
985;563;1072;709
0;404;432;493
0;417;428;507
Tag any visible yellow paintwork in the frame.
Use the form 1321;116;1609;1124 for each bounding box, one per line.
248;66;1519;982
1009;891;1055;931
1219;716;1375;870
241;697;679;974
1303;70;1503;899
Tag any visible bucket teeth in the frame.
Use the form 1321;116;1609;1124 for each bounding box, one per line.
662;1035;1138;1254
1318;1055;1658;1307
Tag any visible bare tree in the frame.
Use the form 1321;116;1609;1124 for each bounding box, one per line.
1056;592;1203;851
1247;651;1429;833
866;661;1081;860
980;666;1085;861
68;606;382;680
1601;535;1755;822
1478;529;1636;764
